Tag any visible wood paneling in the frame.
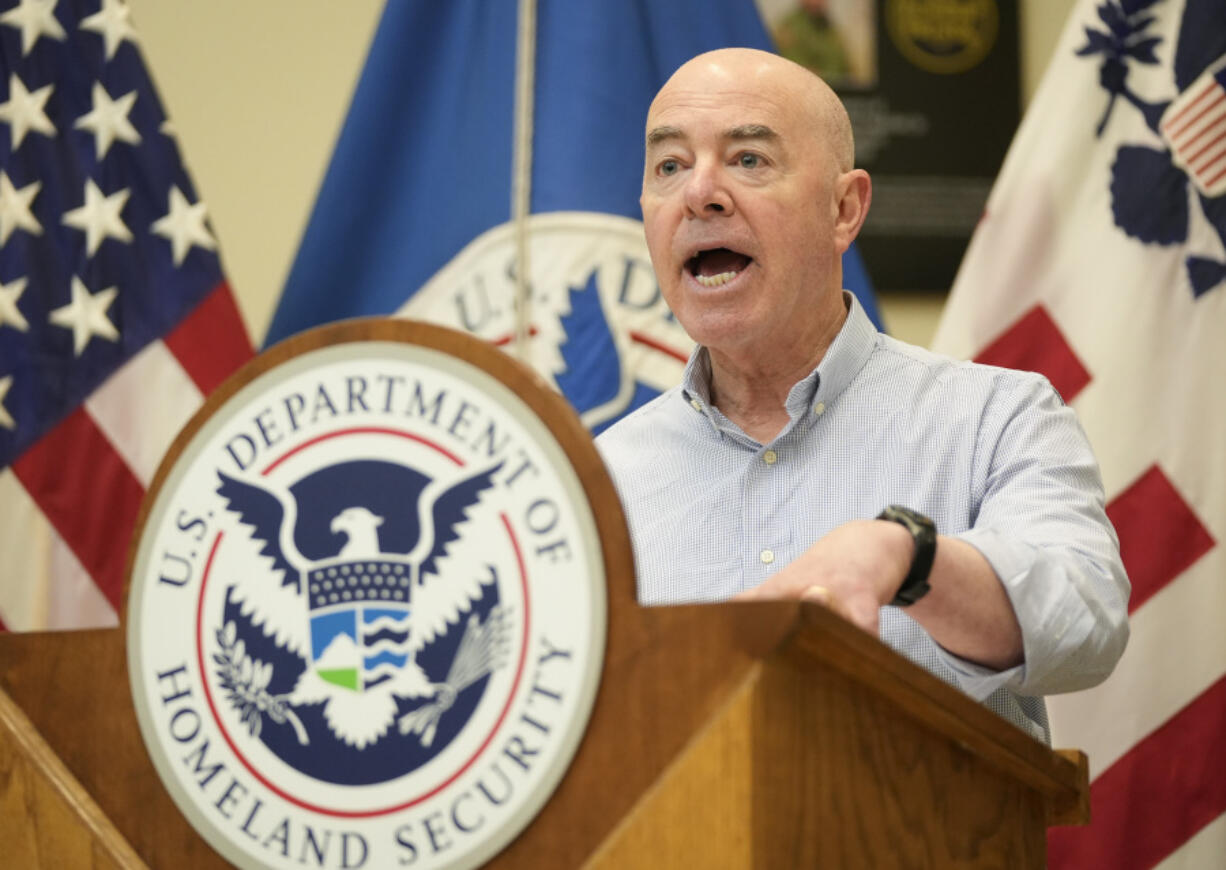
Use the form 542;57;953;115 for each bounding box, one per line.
0;683;147;869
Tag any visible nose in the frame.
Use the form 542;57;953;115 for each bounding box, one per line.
683;162;734;218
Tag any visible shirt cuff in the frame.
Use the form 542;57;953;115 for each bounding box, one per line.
945;525;1111;696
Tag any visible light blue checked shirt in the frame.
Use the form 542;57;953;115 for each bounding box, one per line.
597;293;1130;742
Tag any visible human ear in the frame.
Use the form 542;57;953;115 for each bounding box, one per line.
832;169;871;253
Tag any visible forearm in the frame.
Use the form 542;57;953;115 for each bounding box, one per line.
737;512;1124;691
905;535;1022;671
953;523;1129;694
735;520;1026;672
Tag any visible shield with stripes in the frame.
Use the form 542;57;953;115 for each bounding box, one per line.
305;558;415;692
1162;55;1226;197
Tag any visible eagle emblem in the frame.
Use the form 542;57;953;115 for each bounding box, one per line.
209;457;512;782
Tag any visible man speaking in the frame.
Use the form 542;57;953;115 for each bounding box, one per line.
597;48;1129;743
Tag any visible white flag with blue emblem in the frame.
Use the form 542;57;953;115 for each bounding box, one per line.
933;1;1226;867
265;0;881;435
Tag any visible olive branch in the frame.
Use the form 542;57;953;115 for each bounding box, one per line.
213;620;310;746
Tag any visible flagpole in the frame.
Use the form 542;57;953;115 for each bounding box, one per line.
511;0;538;364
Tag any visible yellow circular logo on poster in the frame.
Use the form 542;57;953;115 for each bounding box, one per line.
886;0;999;75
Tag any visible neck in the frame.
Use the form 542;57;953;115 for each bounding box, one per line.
707;293;848;443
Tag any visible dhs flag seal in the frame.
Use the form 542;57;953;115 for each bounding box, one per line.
126;320;614;869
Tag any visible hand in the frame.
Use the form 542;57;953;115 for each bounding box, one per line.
733;519;913;636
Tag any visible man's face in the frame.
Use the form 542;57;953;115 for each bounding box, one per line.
640;57;844;357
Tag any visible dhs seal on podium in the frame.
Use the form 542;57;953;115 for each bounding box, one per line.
126;320;617;869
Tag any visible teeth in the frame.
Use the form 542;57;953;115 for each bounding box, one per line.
695;270;738;287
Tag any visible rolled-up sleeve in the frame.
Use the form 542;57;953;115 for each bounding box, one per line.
936;375;1130;696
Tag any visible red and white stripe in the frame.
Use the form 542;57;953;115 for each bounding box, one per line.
1162;57;1226;197
0;283;253;631
934;3;1226;867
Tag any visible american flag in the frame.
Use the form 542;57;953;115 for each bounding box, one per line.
0;0;252;632
1162;57;1226;197
934;0;1226;866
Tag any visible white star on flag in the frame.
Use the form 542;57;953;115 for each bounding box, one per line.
0;0;66;57
62;178;132;256
49;275;119;356
0;0;254;635
151;186;216;265
0;275;29;332
79;0;136;61
0;73;55;148
0;374;14;430
73;81;140;159
0;170;42;244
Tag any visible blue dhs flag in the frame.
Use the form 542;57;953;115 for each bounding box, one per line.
267;0;881;433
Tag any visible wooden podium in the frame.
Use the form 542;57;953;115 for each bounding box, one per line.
0;317;1086;867
0;588;1087;868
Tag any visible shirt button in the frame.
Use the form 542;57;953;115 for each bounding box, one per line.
763;449;777;465
813;401;826;416
760;548;775;565
690;398;703;411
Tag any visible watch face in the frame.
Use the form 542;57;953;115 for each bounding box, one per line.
883;505;934;534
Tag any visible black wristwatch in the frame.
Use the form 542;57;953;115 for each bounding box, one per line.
876;506;937;607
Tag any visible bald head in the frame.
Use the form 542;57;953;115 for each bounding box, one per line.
649;48;855;172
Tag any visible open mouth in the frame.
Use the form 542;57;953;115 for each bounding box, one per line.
686;248;753;288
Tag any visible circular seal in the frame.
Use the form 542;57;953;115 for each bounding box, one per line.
886;0;999;75
397;212;693;434
126;320;614;869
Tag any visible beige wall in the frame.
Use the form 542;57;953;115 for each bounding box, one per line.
129;0;1078;349
129;0;384;343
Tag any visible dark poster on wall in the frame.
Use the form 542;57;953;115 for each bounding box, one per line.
765;0;1021;292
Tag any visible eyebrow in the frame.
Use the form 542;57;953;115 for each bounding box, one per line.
645;125;684;147
727;124;779;142
645;123;781;148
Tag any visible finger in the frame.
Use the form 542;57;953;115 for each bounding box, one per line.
803;585;849;620
800;585;830;605
801;586;876;635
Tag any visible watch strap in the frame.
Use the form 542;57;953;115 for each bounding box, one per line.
877;505;936;607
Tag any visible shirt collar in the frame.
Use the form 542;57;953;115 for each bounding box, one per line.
811;290;878;410
680;290;879;431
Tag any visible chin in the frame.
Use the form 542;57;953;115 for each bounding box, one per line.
679;311;762;353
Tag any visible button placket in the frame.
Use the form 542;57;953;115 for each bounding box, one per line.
743;439;790;585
